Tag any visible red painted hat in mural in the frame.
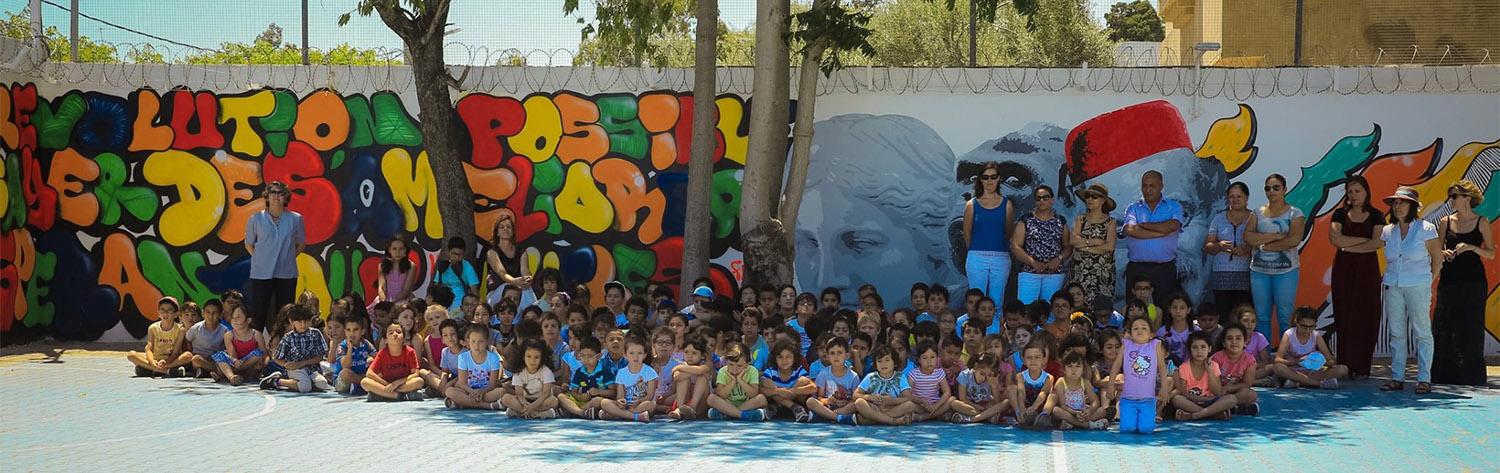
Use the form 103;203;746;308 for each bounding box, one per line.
1064;100;1193;185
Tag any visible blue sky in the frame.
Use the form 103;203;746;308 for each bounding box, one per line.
4;0;1125;65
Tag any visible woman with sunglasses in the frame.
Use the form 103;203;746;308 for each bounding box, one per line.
1243;174;1306;344
1070;184;1117;304
962;162;1016;301
244;181;306;332
1010;185;1071;304
1431;180;1494;387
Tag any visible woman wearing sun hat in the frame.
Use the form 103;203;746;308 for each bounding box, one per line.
1070;183;1117;304
1378;186;1443;394
1431;180;1494;387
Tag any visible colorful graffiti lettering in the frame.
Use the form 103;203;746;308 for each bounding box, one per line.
0;84;750;340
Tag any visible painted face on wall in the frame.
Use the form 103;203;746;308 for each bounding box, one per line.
795;114;962;309
956;123;1072;219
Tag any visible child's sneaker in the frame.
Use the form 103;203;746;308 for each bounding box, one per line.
740;408;764;422
836;414;858;425
537;408;558;419
1254;376;1277;388
399;391;425;402
948;412;973;423
163;367;180;378
706;408;726;420
367;392;384;402
792;405;814;423
1245;402;1260;416
444;398;457;409
134;366;153;377
583;407;600;420
1087;419;1108;430
1282;379;1299;389
1319;378;1339;390
258;372;283;390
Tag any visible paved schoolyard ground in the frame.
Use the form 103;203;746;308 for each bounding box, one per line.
1;349;1496;472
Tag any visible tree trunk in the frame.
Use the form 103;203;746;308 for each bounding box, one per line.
740;0;794;288
778;39;827;252
380;0;476;251
680;0;718;302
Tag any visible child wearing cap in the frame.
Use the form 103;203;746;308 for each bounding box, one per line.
127;296;194;377
681;285;714;319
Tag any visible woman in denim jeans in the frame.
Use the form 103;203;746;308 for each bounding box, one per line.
1378;186;1442;394
963;162;1016;302
1243;174;1305;344
1011;185;1071;304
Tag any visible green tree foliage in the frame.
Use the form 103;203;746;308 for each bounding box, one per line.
566;0;694;67
859;0;1112;67
574;20;756;67
183;23;397;65
2;9;119;63
1104;0;1164;42
1021;0;1115;66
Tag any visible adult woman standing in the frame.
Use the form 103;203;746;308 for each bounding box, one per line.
1011;185;1071;304
963;162;1015;301
1328;177;1384;379
1070;184;1117;303
244;181;305;331
1244;174;1306;342
482;214;533;308
1432;180;1494;386
1204;182;1254;316
1379;187;1442;394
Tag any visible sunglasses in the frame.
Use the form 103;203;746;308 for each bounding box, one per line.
1449;193;1468;200
1298;323;1317;329
1084;194;1101;200
1036;194;1054;200
980;174;1000;181
1264;185;1283;191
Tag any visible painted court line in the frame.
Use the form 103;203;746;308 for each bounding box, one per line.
1051;430;1068;473
8;392;278;453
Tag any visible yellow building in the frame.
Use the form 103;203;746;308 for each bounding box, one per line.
1160;0;1500;66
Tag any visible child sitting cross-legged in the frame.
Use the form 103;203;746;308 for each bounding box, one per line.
501;339;561;419
1169;331;1239;421
334;316;377;395
1050;352;1109;429
761;340;815;420
599;335;658;422
260;304;331;393
128;296;194;378
706;342;770;421
668;335;714;420
557;335;614;420
948;353;1011;424
361;323;427;401
851;345;918;425
444;324;506;410
1008;341;1054;429
212;305;268;385
804;336;861;424
907;341;955;422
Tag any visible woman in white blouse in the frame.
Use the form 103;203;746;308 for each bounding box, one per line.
1378;187;1442;395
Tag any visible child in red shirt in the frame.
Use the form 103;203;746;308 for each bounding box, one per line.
361;324;427;401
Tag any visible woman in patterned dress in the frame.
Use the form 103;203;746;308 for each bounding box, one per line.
1070;184;1118;304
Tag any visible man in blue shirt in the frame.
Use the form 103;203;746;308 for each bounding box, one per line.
1122;171;1184;305
244;181;305;331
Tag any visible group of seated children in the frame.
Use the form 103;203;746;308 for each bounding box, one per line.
128;277;1353;434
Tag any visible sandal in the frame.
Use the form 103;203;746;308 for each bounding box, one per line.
1380;381;1404;391
1415;382;1431;394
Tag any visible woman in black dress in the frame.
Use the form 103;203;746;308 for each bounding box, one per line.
1328;176;1384;379
1432;180;1494;386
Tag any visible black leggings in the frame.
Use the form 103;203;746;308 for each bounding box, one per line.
248;277;297;331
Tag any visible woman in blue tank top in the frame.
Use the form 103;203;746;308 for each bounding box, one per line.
963;162;1015;302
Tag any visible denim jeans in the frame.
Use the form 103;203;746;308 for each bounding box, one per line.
1384;284;1433;383
966;251;1011;301
1250;269;1299;341
1118;397;1157;434
1016;272;1066;304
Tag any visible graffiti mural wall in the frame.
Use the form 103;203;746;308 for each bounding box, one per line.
2;73;1497;354
1;83;751;342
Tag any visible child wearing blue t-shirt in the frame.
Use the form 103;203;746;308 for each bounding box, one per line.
806;337;861;424
557;336;614;419
600;336;657;422
950;353;1010;424
433;237;479;312
852;345;917;425
444;326;506;410
761;340;814;420
334;317;376;395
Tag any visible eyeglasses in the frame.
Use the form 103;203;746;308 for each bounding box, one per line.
980;174;1000;181
1264;185;1283;191
1036;194;1054;200
1298;323;1317;329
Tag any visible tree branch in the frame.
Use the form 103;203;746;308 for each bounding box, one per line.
373;3;418;39
419;0;454;47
